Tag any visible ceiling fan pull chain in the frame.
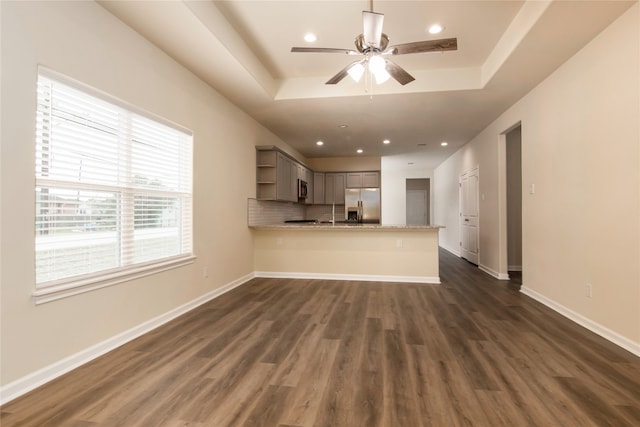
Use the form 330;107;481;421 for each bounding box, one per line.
364;61;370;94
366;61;374;99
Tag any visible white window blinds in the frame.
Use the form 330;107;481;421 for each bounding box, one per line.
35;69;193;289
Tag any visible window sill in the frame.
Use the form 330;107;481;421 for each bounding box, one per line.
32;255;196;305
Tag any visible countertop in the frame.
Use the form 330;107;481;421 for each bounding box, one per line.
250;223;443;231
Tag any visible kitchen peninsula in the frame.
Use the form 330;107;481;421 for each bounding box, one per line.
250;223;442;284
251;146;442;283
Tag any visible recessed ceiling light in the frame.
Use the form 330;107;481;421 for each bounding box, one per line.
316;140;324;146
304;33;317;43
441;141;448;146
356;149;364;154
383;139;391;144
338;124;348;129
428;24;444;34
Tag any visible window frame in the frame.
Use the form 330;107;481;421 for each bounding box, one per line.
33;67;195;304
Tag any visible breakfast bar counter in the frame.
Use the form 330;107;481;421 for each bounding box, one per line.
250;223;442;231
250;224;443;283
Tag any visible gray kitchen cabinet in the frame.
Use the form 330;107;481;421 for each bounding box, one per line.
363;172;380;188
296;163;313;204
257;147;375;205
277;153;297;202
325;173;345;204
346;171;380;188
256;146;309;203
303;167;313;204
256;150;277;200
313;172;325;204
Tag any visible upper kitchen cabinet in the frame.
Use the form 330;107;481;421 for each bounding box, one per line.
346;172;380;188
256;147;374;204
296;163;313;204
313;172;325;204
277;153;297;202
325;173;346;205
256;146;312;203
256;149;278;200
256;147;296;202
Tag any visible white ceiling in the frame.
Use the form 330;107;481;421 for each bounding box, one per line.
99;0;635;167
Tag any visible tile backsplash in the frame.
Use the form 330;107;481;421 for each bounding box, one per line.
247;199;303;226
305;204;342;222
248;199;345;226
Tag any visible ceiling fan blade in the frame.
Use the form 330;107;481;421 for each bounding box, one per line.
291;47;359;55
385;60;415;85
325;60;362;85
389;38;458;55
363;11;384;48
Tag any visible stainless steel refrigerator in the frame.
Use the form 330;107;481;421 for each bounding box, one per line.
344;188;380;224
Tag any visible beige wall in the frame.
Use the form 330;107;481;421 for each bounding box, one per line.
434;5;639;346
0;1;285;388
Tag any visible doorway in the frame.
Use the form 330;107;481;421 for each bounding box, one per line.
406;178;430;225
506;125;523;274
460;167;479;265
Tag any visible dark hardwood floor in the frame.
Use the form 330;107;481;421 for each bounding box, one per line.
2;249;639;426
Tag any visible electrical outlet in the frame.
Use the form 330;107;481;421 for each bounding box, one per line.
203;267;209;278
397;239;403;248
276;238;283;246
585;283;592;298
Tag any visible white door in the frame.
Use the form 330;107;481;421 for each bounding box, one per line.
460;168;479;265
406;190;428;225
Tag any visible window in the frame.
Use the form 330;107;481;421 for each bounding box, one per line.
34;69;193;302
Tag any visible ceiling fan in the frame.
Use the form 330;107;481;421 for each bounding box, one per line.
290;2;457;86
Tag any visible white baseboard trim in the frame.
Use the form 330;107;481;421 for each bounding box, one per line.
508;265;522;272
254;271;441;284
479;264;510;280
521;286;640;357
0;273;254;406
439;244;461;257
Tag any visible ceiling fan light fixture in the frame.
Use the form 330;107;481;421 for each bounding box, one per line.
347;62;365;82
367;55;390;83
368;55;385;74
374;70;390;84
373;67;390;84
